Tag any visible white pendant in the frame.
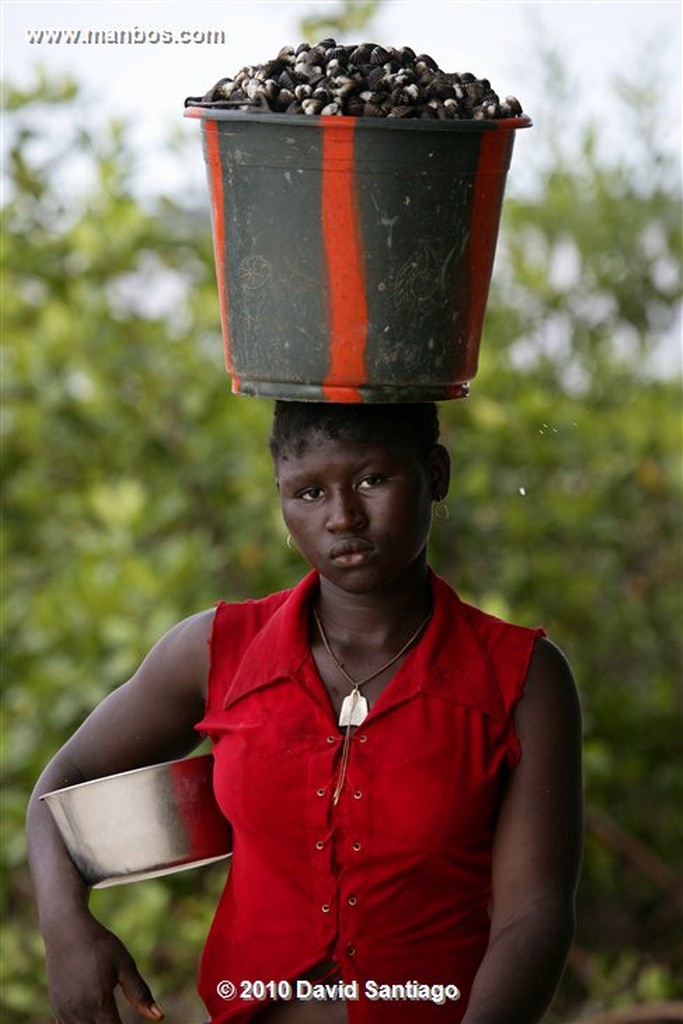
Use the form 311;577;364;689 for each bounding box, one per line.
339;691;368;728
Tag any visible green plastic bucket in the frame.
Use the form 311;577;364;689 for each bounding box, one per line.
185;108;531;402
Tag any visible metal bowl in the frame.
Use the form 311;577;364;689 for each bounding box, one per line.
41;754;232;888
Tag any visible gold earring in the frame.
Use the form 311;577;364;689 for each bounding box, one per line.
286;533;297;551
433;500;449;521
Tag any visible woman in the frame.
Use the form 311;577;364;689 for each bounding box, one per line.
27;401;583;1024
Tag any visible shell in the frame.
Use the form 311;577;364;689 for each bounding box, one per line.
415;52;438;70
344;96;365;116
350;43;373;65
278;69;295;90
326;47;349;67
370;45;390;65
263;79;279;101
301;97;324;115
367;65;386;88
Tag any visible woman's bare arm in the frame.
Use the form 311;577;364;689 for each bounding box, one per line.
26;608;214;1024
462;637;583;1024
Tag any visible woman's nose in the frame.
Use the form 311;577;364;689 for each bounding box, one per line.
325;489;366;531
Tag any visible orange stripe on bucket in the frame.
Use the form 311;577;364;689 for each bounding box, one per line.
320;118;367;403
466;129;512;367
204;120;239;390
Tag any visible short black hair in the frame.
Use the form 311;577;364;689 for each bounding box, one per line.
269;401;441;461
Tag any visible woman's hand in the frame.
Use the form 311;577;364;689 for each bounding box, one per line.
44;909;163;1024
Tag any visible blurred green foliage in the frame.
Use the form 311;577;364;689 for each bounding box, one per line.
300;1;381;43
1;45;681;1024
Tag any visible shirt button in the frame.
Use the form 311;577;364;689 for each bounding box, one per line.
316;840;325;850
347;945;356;956
321;904;331;913
353;790;363;800
348;896;357;906
317;787;326;797
352;841;362;852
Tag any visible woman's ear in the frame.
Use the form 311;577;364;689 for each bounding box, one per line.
429;444;451;501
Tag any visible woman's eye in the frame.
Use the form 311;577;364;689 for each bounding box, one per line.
299;487;323;502
358;475;385;490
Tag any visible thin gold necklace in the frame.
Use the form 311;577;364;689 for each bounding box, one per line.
313;605;432;804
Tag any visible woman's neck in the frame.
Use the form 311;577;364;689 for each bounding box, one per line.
315;561;432;646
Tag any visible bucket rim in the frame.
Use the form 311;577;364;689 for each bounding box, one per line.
183;107;532;132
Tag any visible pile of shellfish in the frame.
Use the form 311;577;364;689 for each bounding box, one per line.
185;39;523;120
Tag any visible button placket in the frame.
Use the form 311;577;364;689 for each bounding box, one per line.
329;726;373;957
307;736;340;937
339;728;374;949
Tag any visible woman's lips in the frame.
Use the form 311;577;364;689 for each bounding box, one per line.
329;539;374;566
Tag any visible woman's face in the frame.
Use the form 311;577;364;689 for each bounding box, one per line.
276;432;450;595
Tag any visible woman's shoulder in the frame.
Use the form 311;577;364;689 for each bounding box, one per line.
521;635;580;719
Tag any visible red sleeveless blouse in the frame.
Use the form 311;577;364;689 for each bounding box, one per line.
195;570;543;1023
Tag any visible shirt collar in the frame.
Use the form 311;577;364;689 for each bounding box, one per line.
224;569;505;721
223;571;318;709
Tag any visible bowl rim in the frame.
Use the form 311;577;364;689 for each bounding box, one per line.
40;752;213;802
92;852;232;889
